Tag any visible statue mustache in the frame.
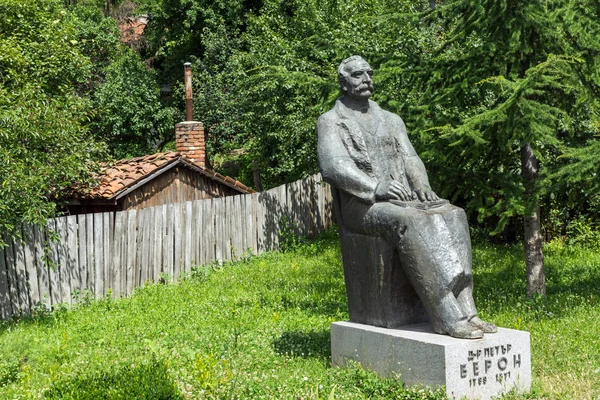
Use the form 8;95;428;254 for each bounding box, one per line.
357;83;374;91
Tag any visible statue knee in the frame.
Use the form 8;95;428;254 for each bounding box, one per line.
450;272;473;297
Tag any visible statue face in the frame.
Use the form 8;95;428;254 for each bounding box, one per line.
341;59;374;99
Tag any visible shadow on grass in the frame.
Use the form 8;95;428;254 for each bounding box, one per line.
273;330;331;360
281;284;348;318
44;357;183;400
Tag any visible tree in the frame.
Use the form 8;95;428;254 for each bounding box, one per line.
0;0;106;238
91;47;177;158
137;0;262;83
221;0;428;187
384;0;600;296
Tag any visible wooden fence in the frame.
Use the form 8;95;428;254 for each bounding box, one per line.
0;173;333;319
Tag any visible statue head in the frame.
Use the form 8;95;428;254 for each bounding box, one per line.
338;56;374;100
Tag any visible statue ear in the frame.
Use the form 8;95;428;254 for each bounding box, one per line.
338;76;348;94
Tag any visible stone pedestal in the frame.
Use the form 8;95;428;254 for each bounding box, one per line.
331;322;531;400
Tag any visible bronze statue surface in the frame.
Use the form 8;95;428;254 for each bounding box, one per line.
317;56;497;339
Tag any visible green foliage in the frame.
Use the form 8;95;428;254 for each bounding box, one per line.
228;0;428;187
137;0;261;81
564;215;600;248
0;0;91;93
381;0;600;235
136;0;431;188
0;0;106;237
0;357;21;387
45;356;182;399
67;3;121;81
91;47;177;158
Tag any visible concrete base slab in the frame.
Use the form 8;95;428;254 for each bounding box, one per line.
331;321;531;400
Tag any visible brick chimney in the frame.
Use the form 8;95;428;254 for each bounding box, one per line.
175;121;207;167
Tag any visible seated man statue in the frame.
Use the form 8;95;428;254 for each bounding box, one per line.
317;55;497;339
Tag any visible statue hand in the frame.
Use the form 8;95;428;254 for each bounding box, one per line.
376;181;412;201
413;187;439;202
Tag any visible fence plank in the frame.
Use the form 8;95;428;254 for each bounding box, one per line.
112;212;123;297
232;195;243;259
184;201;192;271
212;199;223;263
76;215;87;295
140;207;151;285
239;195;248;257
220;197;230;261
126;209;137;296
230;196;239;259
120;212;128;296
163;204;171;279
45;220;61;306
3;235;18;315
23;224;39;311
256;192;266;253
54;217;70;305
190;200;198;270
103;212;112;297
286;180;297;236
137;208;148;288
173;204;182;279
56;218;69;305
301;177;311;236
93;214;103;298
223;196;233;261
311;174;324;234
66;216;79;303
250;193;258;254
153;206;163;282
34;225;50;310
270;187;281;251
264;187;281;251
13;232;31;314
202;199;214;264
86;213;95;294
191;200;201;268
301;178;310;236
0;246;11;319
164;204;174;281
150;207;163;282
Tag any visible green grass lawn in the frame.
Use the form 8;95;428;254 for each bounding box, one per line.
0;227;598;399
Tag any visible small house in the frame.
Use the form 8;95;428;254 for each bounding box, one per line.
67;120;254;215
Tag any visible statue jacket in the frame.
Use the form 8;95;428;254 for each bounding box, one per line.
317;98;433;209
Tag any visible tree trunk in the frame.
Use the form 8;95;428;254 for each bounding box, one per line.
521;143;546;297
251;160;263;192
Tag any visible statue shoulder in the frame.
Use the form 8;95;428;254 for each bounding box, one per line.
317;108;341;131
381;108;407;128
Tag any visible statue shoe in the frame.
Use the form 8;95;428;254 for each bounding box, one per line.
469;316;498;333
446;320;484;339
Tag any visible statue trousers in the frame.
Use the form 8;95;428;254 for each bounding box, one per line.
341;198;478;332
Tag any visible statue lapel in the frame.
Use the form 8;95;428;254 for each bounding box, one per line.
335;100;372;173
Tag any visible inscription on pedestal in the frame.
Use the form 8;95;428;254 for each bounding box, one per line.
459;344;524;389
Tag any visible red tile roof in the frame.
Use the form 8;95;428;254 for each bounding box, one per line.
118;16;148;45
84;151;254;200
